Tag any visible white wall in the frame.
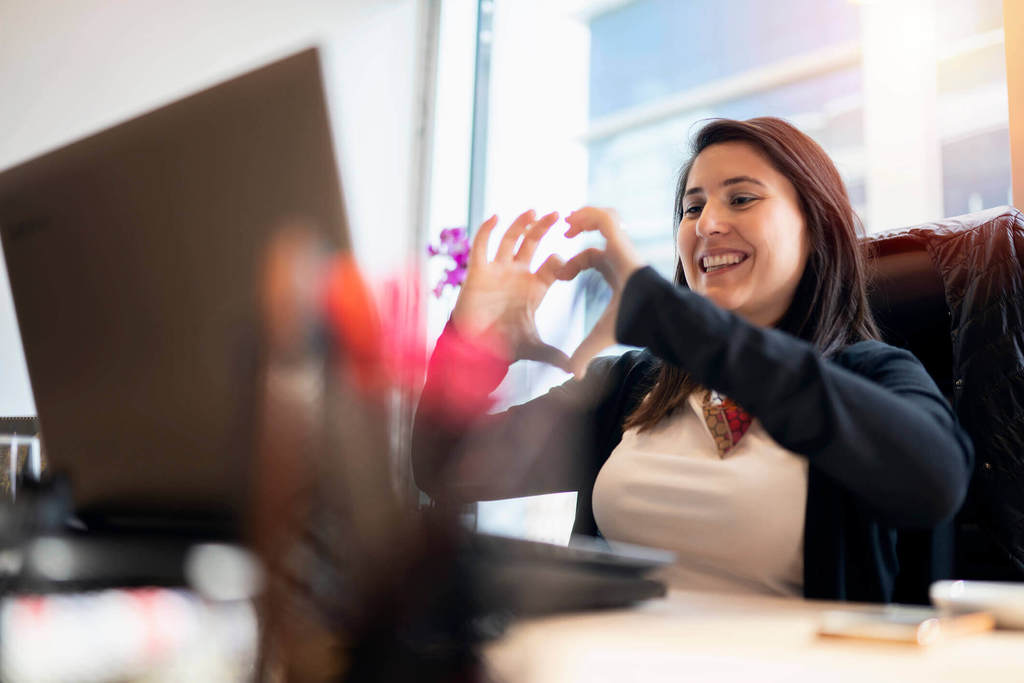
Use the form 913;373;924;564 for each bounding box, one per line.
0;0;425;415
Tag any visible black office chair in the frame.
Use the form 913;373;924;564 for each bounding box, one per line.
864;205;1024;603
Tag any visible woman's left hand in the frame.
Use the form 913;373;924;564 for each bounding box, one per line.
560;207;646;379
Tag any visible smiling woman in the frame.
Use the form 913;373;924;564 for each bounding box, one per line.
626;117;879;433
413;117;974;604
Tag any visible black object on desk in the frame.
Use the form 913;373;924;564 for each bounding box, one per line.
467;531;670;617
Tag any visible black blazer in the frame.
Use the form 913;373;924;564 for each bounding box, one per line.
413;266;974;603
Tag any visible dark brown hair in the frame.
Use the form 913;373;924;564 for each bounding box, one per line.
624;117;880;432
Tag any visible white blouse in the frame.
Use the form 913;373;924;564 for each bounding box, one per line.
592;391;809;596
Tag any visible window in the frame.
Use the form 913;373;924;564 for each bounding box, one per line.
425;0;1013;543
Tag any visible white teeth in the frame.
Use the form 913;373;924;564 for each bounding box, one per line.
701;253;746;271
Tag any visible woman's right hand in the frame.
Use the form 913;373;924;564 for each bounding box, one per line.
450;210;571;371
560;207;645;379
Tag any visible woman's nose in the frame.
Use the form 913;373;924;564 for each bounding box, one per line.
695;200;730;239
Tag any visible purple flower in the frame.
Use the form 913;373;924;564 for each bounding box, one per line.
446;265;467;285
427;226;471;298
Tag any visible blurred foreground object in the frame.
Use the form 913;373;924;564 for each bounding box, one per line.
253;229;483;682
0;588;258;682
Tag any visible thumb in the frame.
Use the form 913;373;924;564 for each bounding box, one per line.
569;326;616;380
520;338;572;373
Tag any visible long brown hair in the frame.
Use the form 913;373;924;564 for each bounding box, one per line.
623;117;880;432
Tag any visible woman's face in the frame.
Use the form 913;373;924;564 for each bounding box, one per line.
677;141;810;327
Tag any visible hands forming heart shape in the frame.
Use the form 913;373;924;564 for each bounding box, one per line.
450;207;645;379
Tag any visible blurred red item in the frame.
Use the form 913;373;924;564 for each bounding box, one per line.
378;269;427;391
320;254;509;420
322;255;384;391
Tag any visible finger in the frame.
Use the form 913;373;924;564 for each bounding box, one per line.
520;339;572;373
564;206;616;239
535;253;566;287
557;248;614;283
471;214;499;265
570;357;589;381
569;327;616;380
514;211;559;264
495;209;536;262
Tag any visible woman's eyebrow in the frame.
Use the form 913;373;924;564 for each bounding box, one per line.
684;175;766;197
722;175;766;188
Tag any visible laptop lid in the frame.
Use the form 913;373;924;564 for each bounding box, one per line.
0;47;349;534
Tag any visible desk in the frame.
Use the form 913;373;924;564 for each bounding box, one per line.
485;590;1024;682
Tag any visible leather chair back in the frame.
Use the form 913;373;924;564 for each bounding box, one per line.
863;207;1024;597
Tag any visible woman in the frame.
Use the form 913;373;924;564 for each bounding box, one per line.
413;117;973;603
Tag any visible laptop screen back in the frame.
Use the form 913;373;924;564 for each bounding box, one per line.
0;48;349;533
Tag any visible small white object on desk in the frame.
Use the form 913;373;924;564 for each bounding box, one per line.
931;580;1024;629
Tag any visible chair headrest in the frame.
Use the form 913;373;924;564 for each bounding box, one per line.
861;205;1022;398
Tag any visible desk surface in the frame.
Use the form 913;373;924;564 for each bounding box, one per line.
485;590;1024;682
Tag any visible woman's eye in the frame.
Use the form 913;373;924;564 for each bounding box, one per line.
684;204;703;216
731;195;757;206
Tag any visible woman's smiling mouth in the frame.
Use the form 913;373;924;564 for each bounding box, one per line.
699;252;750;274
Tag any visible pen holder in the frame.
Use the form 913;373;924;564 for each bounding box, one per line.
0;417;43;501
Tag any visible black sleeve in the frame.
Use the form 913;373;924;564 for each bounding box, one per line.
615;266;974;528
411;325;626;503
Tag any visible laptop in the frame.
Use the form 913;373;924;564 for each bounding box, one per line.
0;48;348;536
0;48;670;610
